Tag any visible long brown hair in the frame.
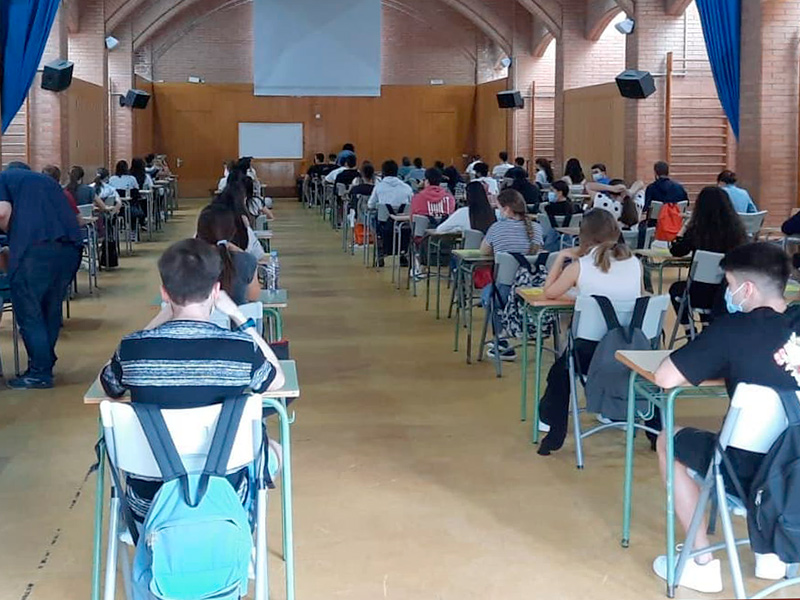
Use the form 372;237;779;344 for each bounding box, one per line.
498;188;539;252
578;208;632;273
196;204;239;295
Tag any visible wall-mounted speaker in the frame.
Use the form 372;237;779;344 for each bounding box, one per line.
41;59;74;92
615;70;656;99
120;89;151;109
497;90;524;109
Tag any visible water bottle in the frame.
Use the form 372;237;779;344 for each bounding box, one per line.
269;251;280;291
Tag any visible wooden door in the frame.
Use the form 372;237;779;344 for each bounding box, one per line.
166;110;218;198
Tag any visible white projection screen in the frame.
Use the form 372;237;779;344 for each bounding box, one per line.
253;0;381;97
238;123;304;159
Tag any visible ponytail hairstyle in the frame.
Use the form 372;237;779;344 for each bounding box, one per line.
67;166;84;195
498;188;539;252
212;182;250;250
578;208;632;273
196;203;239;296
535;157;554;184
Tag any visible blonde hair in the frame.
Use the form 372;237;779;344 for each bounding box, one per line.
498;188;538;253
578;209;631;273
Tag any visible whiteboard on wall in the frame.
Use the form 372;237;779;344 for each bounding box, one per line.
238;123;303;159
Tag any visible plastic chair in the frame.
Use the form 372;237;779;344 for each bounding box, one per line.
593;192;621;219
567;294;670;468
622;227;655;250
739;210;768;239
673;384;794;599
650;201;663;221
478;251;548;378
99;396;281;600
447;229;485;319
668;250;725;348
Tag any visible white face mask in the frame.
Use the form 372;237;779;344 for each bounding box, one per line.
592;172;604;182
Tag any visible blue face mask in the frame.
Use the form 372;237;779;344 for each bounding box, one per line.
547;191;556;203
724;283;746;314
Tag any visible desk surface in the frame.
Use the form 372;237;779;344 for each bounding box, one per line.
517;287;575;308
84;359;299;404
390;214;410;222
425;229;461;237
634;248;692;262
452;249;489;260
254;230;273;240
556;227;581;237
615;350;724;388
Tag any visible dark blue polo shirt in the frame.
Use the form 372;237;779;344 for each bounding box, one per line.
0;169;82;275
644;176;689;210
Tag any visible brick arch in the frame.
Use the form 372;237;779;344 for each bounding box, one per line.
149;0;478;64
516;0;562;38
115;0;513;54
533;29;555;58
665;0;694;17
585;1;622;42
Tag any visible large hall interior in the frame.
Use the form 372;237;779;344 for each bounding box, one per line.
3;1;800;599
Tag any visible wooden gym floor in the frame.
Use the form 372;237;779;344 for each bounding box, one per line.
0;198;786;600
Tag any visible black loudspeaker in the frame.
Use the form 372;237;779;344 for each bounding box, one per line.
497;90;524;109
615;70;656;99
121;89;151;109
41;59;74;92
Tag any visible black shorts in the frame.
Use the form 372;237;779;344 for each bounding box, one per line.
674;427;764;499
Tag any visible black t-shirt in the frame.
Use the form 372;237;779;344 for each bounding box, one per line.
334;169;360;187
349;183;374;198
307;164;325;178
671;307;800;396
320;164;338;176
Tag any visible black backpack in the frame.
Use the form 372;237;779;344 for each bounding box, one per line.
746;388;800;562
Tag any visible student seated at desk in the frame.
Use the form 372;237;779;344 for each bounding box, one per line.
435;181;496;235
537;209;642;454
100;239;284;519
472;162;499;197
479;189;543;361
410;168;455;225
542;181;582;252
349;163;376;199
368;160;414;267
718;170;756;214
651;243;799;593
214;179;265;262
534;157;554;189
197;204;260;305
668;186;747;333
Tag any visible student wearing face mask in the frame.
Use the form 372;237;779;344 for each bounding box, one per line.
590;163;611;184
651;243;800;594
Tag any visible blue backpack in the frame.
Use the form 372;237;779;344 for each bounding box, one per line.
130;398;253;600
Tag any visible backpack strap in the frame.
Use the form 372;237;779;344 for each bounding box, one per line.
629;296;651;333
132;403;190;503
777;389;800;426
386;204;396;216
510;252;534;274
591;295;621;331
203;396;248;479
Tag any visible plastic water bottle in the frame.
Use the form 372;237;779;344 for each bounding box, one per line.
269;250;280;291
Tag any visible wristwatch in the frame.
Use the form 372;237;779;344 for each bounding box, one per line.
237;317;256;331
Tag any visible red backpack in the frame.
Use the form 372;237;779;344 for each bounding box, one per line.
655;203;683;242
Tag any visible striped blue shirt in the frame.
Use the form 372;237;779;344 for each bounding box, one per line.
101;320;274;408
484;218;543;255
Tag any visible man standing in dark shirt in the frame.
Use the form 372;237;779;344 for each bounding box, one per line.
644;161;689;212
0;162;83;389
651;243;798;593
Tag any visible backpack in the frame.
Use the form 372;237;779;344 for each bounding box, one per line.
654;203;682;242
130;398;253;600
584;296;653;421
496;253;552;339
746;389;800;562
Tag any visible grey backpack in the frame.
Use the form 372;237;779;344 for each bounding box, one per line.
584;295;652;421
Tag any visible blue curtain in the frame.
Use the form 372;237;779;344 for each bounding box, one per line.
695;0;741;139
1;0;61;133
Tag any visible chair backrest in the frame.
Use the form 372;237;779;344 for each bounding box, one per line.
689;250;725;285
377;202;407;222
738;210;768;236
463;228;484;250
336;183;347;197
494;252;543;286
254;214;268;231
621;227;655;250
649;200;663;220
412;214;429;237
355;194;371;218
677;200;689;213
723;383;790;453
571;294;670;342
99;396;263;478
569;184;585;197
78;204;94;218
210;301;264;335
116;188;129;199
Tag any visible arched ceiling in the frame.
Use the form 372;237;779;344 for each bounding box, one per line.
100;0;641;57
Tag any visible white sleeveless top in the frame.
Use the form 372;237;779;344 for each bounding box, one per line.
577;248;641;301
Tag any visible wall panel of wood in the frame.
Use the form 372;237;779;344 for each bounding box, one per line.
563;82;626;180
67;78;106;174
133;76;155;158
474;79;509;167
152;84;477;197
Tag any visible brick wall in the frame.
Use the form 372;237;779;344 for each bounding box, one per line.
69;0;106;85
150;1;479;86
108;27;134;166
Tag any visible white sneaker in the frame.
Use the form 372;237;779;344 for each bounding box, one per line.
755;553;787;580
538;420;551;433
652;555;722;594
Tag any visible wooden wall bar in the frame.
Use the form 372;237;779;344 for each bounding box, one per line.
151;83;478;197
